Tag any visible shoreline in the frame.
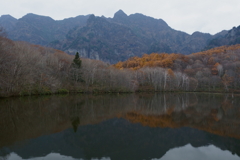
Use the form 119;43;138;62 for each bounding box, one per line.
1;89;239;99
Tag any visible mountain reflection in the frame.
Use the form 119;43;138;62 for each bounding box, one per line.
0;93;240;160
5;153;111;160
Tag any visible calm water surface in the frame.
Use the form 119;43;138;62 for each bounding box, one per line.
0;93;240;160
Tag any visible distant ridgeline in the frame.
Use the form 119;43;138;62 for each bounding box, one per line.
2;10;240;63
205;26;240;49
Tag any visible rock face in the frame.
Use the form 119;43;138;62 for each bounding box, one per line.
51;11;216;63
205;26;240;50
53;14;151;63
0;10;230;63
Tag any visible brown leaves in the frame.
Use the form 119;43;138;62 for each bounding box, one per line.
113;53;180;70
167;68;175;77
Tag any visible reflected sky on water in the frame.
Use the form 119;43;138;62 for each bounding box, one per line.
158;144;240;160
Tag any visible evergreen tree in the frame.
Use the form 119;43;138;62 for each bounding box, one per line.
70;52;82;82
72;52;82;68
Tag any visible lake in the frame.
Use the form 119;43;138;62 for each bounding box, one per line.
0;93;240;160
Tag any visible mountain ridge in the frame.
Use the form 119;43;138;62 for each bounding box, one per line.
1;10;237;63
52;10;216;63
205;26;240;50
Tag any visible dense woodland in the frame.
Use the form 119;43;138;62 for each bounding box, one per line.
1;26;240;97
0;29;135;97
114;45;240;92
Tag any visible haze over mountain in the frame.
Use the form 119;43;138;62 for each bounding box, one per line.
0;10;238;63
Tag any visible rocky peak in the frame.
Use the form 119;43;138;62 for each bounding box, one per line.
114;10;128;19
87;14;96;24
113;10;128;24
227;26;240;37
86;14;109;27
204;25;240;50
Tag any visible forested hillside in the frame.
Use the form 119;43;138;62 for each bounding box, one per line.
0;31;135;97
1;26;240;97
114;45;240;92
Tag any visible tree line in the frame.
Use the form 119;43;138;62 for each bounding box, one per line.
114;45;240;92
0;30;135;97
1;29;240;97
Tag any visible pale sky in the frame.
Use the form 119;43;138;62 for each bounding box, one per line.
1;0;240;35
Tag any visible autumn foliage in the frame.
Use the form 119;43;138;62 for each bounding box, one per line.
114;53;181;70
0;36;136;96
1;32;240;96
113;44;240;92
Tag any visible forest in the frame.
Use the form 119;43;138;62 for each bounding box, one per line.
1;27;240;97
114;45;240;92
0;29;135;97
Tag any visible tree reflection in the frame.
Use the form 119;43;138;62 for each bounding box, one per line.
0;93;240;148
71;117;80;132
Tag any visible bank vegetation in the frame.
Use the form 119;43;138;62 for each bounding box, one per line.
1;29;240;97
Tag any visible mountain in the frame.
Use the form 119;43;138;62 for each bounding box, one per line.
205;26;240;49
8;13;57;45
0;10;230;63
51;14;151;62
49;10;218;63
111;10;212;55
0;15;17;32
1;13;89;45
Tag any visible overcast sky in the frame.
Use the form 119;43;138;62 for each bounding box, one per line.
1;0;240;35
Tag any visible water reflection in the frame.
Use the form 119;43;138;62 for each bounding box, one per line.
157;144;240;160
0;93;240;160
5;152;110;160
71;117;80;133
